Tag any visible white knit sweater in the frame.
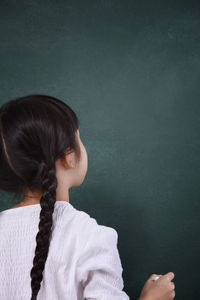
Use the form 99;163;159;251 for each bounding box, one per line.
0;200;130;300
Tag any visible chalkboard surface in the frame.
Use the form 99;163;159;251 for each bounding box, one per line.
0;1;200;299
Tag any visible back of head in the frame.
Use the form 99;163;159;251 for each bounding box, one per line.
0;94;81;299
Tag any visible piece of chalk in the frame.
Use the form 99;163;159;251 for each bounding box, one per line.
152;276;160;281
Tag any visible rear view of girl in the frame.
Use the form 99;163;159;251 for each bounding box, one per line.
0;95;175;300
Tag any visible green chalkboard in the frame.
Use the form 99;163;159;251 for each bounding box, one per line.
0;1;200;299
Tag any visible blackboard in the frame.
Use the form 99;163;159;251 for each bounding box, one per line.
0;1;200;299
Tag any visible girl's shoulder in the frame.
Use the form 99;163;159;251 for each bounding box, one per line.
57;201;118;250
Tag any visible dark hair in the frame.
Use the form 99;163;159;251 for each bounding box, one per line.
0;94;81;299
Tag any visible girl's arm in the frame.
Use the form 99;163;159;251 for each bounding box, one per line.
76;225;130;299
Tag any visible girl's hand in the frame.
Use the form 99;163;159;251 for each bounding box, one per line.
139;272;175;300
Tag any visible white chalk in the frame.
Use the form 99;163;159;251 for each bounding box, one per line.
152;276;160;281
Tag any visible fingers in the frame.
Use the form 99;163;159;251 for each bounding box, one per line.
170;290;176;299
170;282;175;290
164;272;175;281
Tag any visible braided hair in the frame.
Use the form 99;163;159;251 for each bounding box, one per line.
0;95;81;299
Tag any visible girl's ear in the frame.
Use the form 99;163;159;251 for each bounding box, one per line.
62;150;76;169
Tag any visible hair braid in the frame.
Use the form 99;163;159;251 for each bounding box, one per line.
30;161;57;300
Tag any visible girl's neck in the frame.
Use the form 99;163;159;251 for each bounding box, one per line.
11;197;41;209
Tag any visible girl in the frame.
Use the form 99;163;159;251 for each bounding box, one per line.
0;95;175;300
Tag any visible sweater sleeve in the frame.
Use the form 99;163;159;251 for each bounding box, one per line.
76;224;130;300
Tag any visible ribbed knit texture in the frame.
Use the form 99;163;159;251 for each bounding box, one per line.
0;201;130;300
